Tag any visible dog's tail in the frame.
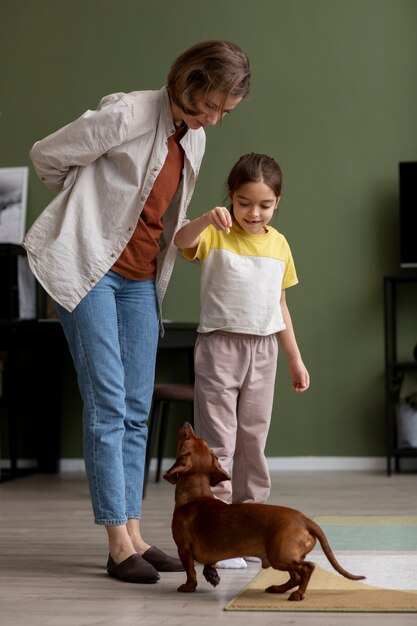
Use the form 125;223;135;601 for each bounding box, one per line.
307;519;366;581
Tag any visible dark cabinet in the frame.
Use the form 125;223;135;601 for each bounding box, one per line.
0;244;36;320
383;275;417;475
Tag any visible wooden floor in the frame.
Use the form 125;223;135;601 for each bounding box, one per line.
0;468;416;626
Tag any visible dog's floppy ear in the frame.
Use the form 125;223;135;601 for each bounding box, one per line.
163;452;193;484
210;453;231;486
210;468;231;486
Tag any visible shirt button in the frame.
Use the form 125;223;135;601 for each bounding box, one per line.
141;195;146;202
90;277;96;283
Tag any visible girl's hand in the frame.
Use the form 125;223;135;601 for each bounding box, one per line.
208;206;233;233
288;359;310;393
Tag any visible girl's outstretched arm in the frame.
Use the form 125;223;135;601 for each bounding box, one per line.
174;206;232;249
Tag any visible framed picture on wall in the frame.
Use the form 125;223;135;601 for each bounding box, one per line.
0;166;29;244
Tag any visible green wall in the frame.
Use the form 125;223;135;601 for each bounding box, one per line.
1;0;416;458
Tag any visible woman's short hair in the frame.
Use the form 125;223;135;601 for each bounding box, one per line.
167;40;251;116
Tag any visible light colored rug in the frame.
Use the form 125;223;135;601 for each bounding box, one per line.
225;515;417;612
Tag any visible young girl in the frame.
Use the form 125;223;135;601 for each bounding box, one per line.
24;41;250;584
174;153;310;567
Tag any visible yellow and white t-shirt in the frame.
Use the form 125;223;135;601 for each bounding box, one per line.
183;223;298;335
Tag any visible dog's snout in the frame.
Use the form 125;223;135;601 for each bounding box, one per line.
179;422;196;438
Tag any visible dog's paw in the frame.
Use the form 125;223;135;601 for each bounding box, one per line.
265;584;290;594
206;573;221;587
203;564;220;587
288;591;304;601
177;582;197;593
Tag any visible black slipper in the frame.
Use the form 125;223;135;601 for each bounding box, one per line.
142;546;184;572
107;553;160;583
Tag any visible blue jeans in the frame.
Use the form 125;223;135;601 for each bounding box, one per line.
57;271;159;525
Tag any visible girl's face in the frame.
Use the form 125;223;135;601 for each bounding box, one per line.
171;89;242;129
231;181;280;235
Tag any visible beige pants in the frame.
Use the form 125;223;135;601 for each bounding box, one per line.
194;331;278;504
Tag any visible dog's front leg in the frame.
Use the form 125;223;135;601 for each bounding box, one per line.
177;547;198;592
203;564;220;587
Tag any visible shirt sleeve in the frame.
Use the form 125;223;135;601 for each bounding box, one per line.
182;225;214;262
282;237;298;289
29;94;131;192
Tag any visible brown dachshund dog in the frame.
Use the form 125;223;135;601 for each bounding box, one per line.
164;422;365;600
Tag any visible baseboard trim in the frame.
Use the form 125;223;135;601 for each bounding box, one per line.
58;456;417;473
267;457;389;471
3;456;416;473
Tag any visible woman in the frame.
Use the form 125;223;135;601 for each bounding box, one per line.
24;40;251;583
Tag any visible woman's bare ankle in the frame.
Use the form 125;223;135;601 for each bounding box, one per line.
131;539;151;555
106;525;136;564
110;546;137;564
126;519;151;555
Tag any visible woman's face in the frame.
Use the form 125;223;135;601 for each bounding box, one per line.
171;89;242;129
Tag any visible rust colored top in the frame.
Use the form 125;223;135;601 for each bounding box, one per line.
112;124;186;280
